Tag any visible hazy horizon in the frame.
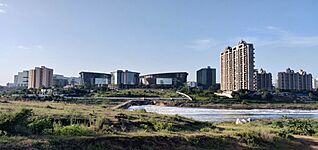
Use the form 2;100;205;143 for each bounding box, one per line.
1;0;318;86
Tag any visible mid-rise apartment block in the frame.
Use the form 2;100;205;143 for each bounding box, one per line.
13;70;29;87
277;68;312;91
253;69;273;91
220;40;255;91
197;66;216;89
28;66;53;89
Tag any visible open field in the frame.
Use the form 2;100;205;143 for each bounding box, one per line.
0;100;318;149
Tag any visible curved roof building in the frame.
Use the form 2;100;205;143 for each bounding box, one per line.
140;72;188;88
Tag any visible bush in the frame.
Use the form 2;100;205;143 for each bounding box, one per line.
272;118;316;136
134;109;147;113
28;117;53;135
54;124;93;136
276;128;293;139
0;109;33;135
139;124;150;132
153;122;173;132
200;127;215;132
236;131;264;147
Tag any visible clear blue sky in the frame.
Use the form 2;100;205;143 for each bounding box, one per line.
1;0;318;85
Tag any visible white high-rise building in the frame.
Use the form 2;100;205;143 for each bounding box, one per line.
314;78;318;90
220;40;255;91
13;70;29;87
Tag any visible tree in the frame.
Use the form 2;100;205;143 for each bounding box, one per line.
261;91;273;100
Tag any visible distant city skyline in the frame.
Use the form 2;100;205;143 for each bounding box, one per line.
1;0;318;85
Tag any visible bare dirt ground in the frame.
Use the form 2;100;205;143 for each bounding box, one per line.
294;135;318;150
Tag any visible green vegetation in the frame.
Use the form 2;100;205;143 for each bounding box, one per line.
0;100;318;149
272;117;318;136
179;86;221;101
92;89;180;98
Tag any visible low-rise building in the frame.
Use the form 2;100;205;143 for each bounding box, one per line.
110;70;140;89
53;75;69;88
79;72;111;88
53;75;81;88
140;72;188;88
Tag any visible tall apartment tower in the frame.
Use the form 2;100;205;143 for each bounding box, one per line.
28;66;53;89
13;70;29;87
220;40;255;91
196;66;217;89
314;79;318;90
277;68;312;91
253;69;273;91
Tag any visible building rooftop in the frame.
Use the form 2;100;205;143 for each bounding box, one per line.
140;72;188;77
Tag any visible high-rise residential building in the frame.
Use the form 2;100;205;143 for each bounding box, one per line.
110;70;140;89
277;68;312;91
28;66;53;89
196;66;216;89
14;70;29;87
313;79;318;90
253;69;273;91
79;72;111;88
220;40;255;91
14;75;18;86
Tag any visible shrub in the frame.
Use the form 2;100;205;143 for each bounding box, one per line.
134;109;147;113
153;122;173;132
236;131;263;147
54;124;93;136
139;124;150;132
276;128;293;139
0;109;33;135
200;127;215;132
272;118;316;136
28;117;53;135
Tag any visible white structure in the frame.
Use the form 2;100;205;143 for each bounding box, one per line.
314;78;318;90
13;70;29;87
187;81;197;88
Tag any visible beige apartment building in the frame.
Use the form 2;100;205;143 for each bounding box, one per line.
253;68;273;91
28;66;54;89
277;68;312;91
220;40;255;91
